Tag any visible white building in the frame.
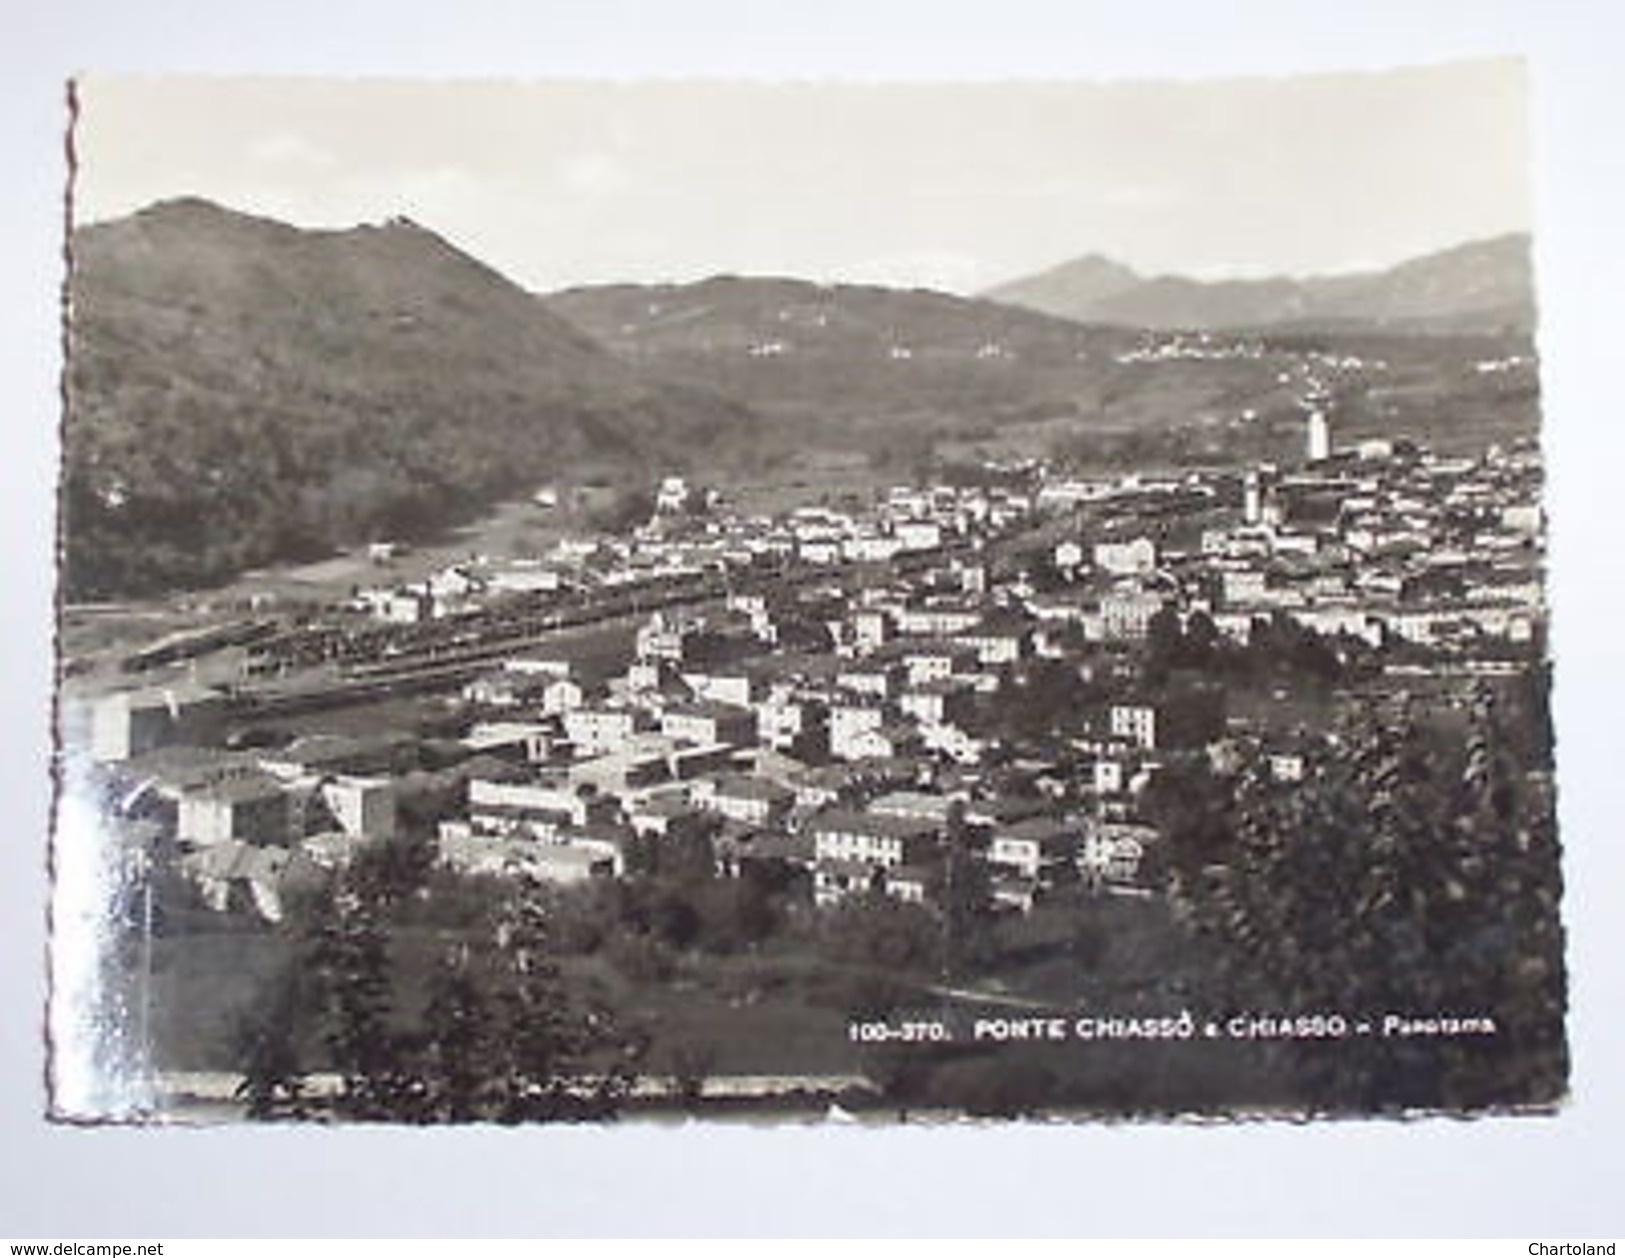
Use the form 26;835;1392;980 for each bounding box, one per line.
850;608;893;654
811;811;940;869
694;775;795;827
317;775;396;841
540;676;586;715
681;669;757;708
1099;591;1164;640
91;685;229;763
899;681;971;728
177;775;291;849
1080;824;1152;885
1109;704;1158;751
1094;537;1157;577
659;702;758;747
894;520;943;552
987;817;1078;883
656;476;692;513
563;707;642;757
1307;410;1331;463
755;693;821;752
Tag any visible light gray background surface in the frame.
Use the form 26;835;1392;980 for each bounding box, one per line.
3;0;1621;1238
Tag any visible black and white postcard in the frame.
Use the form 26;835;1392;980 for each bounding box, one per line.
50;65;1565;1123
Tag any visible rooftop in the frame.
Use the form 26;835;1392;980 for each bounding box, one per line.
710;774;796;803
809;809;941;840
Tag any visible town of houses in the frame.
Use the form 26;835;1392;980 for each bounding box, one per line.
78;412;1547;931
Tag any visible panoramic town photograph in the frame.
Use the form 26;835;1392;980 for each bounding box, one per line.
50;65;1565;1123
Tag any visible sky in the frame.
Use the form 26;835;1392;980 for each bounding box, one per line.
71;62;1532;295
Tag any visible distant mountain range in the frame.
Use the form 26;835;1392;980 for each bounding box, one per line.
64;198;750;597
982;235;1535;335
63;198;1540;598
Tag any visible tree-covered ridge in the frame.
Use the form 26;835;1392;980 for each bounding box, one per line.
545;273;1541;473
62;198;751;598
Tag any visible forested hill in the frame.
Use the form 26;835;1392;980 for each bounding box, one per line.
543;274;1142;423
540;274;1157;466
63;198;751;599
539;274;1536;473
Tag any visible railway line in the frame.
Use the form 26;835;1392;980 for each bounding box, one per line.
153;512;1042;723
240;535;993;687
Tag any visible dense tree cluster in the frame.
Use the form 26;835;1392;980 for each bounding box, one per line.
1155;679;1565;1112
235;871;644;1123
